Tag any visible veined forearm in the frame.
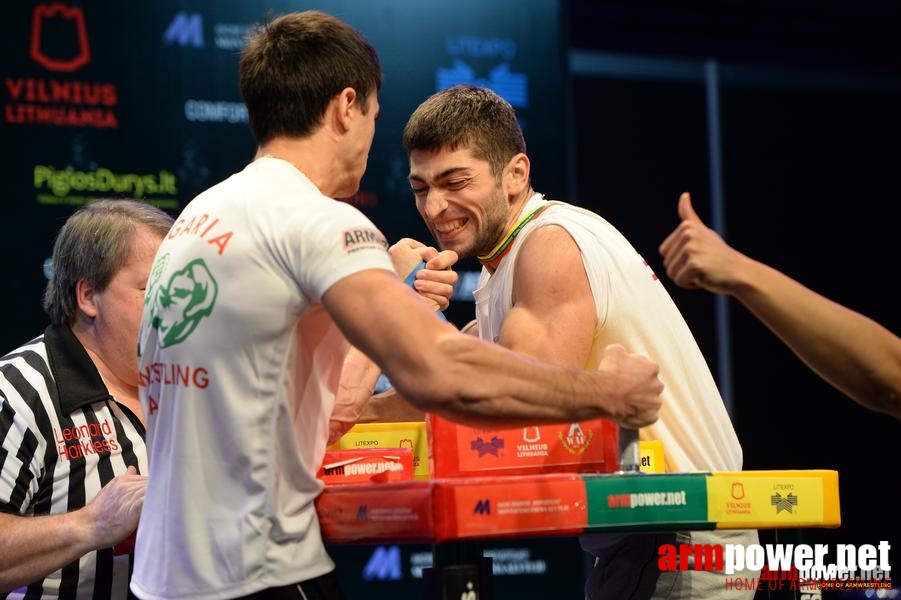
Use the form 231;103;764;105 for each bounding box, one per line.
400;333;616;428
0;511;93;592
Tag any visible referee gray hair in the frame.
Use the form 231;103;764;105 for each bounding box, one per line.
43;199;174;325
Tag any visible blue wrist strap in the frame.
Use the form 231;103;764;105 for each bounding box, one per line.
403;261;448;322
403;261;426;286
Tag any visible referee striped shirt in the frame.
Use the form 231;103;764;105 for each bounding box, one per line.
0;324;147;599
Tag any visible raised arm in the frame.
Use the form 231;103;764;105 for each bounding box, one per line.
659;192;901;418
329;239;455;440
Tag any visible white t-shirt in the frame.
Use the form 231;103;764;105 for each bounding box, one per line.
131;158;394;600
474;193;742;473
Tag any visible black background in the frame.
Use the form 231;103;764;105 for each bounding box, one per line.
567;2;900;598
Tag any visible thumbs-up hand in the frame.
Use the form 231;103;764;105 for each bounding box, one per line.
658;192;749;294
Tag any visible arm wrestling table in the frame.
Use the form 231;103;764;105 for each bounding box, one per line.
316;468;841;599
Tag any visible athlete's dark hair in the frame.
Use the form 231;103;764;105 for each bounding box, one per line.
240;10;383;145
403;84;526;179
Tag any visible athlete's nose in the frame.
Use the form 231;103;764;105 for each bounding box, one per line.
422;188;448;221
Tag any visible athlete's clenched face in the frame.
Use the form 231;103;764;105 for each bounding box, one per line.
408;147;511;260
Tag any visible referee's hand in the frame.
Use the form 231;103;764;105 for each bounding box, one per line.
81;466;146;550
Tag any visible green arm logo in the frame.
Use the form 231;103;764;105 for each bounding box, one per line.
144;253;170;307
150;258;218;348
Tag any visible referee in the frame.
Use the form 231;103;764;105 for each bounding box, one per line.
0;200;172;599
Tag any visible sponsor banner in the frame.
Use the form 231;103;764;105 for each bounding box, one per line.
433;474;587;541
5;4;121;129
316;480;435;543
162;11;252;51
583;472;710;529
317;474;588;544
184;99;247;124
707;470;840;528
439;36;527;108
329;421;429;480
639;439;665;474
33;164;179;208
316;470;841;544
428;414;617;478
318;448;414;485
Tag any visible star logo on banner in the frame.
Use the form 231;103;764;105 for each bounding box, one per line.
770;492;798;514
471;436;504;457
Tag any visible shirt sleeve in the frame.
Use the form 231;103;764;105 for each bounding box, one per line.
291;200;396;302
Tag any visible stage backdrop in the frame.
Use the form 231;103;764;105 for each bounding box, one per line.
2;2;588;596
1;0;568;350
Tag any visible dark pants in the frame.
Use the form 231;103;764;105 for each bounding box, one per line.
586;533;679;599
585;530;760;600
233;571;344;600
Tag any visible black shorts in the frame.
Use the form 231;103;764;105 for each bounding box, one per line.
233;571;344;600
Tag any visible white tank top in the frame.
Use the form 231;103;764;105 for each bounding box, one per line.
473;193;742;474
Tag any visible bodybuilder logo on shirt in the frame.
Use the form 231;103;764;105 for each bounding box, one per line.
145;256;219;348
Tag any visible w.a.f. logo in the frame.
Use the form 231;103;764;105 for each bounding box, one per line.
560;423;593;455
30;3;91;72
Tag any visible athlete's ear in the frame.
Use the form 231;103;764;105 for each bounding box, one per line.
75;278;99;319
334;87;358;131
504;152;530;197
